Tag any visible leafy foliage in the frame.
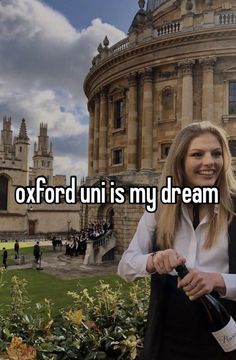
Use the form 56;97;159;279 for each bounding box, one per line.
0;271;150;360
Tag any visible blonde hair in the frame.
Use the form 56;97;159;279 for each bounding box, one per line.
156;121;236;249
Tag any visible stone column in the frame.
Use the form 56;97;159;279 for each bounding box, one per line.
88;102;95;177
127;73;138;172
93;94;100;175
107;95;113;157
141;68;153;171
178;59;195;127
99;88;108;175
199;57;216;123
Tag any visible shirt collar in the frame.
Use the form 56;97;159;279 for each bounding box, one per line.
181;203;209;226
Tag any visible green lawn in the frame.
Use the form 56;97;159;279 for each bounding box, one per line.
0;269;131;316
0;242;53;265
0;241;52;255
0;242;132;317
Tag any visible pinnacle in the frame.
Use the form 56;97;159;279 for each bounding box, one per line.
17;118;29;141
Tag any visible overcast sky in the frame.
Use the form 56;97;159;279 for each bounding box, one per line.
0;0;138;181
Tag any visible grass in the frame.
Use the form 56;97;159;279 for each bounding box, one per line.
0;241;52;254
0;242;53;265
0;242;134;316
0;269;131;316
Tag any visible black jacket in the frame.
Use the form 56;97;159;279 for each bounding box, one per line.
141;213;236;360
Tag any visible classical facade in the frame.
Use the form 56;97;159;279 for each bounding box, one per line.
0;117;80;237
84;0;236;253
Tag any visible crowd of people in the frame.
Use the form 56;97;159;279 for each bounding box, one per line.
1;220;113;269
64;220;112;258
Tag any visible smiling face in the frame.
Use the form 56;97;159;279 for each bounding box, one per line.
183;132;224;188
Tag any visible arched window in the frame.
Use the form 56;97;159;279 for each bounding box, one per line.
0;175;8;210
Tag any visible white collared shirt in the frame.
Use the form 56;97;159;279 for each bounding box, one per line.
117;206;236;301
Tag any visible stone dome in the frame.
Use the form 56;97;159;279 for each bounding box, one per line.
146;0;169;12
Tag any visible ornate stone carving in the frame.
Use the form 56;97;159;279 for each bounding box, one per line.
92;56;96;66
157;69;178;79
173;0;181;7
97;43;103;54
87;100;95;113
103;36;109;48
199;57;217;71
178;59;195;75
128;0;147;34
100;87;108;99
128;72;138;87
186;0;193;12
94;93;100;103
142;67;153;82
139;0;145;10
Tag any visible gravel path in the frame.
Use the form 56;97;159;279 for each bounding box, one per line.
6;251;119;279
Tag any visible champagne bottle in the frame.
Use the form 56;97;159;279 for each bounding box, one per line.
175;264;236;352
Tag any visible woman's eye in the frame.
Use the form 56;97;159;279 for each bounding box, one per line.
191;152;202;157
213;151;222;158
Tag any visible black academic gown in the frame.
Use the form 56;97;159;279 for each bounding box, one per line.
141;215;236;360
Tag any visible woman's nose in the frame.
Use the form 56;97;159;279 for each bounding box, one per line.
202;153;214;165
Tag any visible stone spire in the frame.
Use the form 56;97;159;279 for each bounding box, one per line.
14;118;30;170
17;118;29;141
103;36;109;48
97;43;103;54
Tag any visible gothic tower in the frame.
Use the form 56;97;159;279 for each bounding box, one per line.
31;123;53;185
1;116;13;153
0;117;29;231
15;118;30;172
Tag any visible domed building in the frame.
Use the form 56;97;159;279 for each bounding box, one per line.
84;0;236;254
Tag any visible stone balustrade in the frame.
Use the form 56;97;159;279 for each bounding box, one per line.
217;12;236;25
155;21;181;36
92;11;236;67
109;38;129;54
83;230;115;265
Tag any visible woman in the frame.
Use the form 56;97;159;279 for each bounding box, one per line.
118;121;236;360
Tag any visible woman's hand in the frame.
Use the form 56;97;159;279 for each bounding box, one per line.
178;271;226;300
147;249;186;274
